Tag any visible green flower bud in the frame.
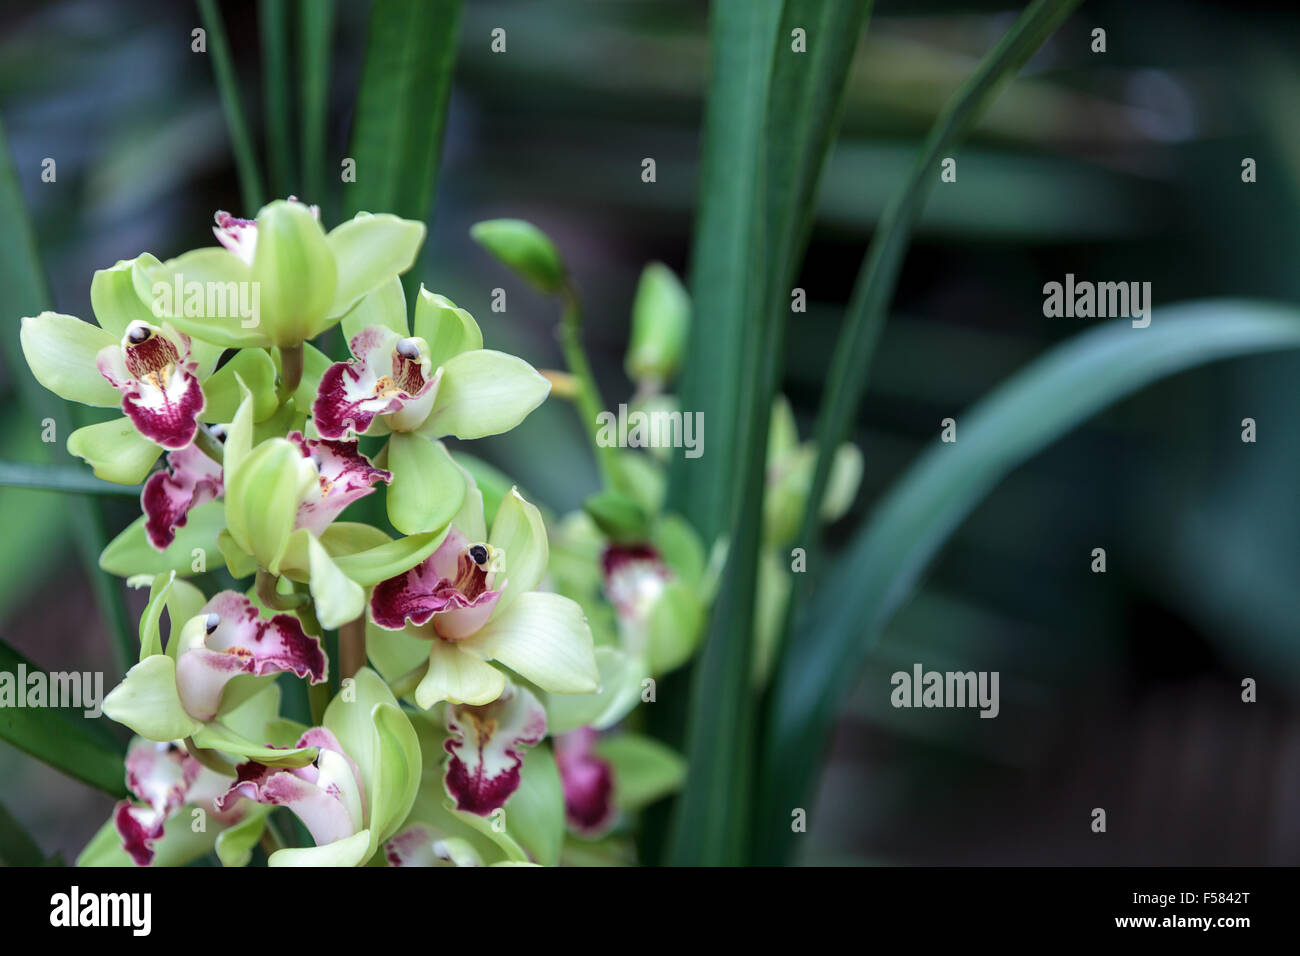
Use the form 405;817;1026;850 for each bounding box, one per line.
470;218;565;293
626;262;690;386
224;437;318;572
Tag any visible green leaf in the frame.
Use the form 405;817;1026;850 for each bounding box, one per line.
346;0;462;240
0;798;44;866
0;118;137;671
795;0;1082;553
0;461;141;496
299;0;336;206
661;0;783;869
386;433;465;535
0;639;126;796
469;219;565;293
198;0;265;209
259;0;293;198
758;299;1300;863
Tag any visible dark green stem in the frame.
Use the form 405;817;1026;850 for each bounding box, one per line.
277;344;304;402
194;425;226;466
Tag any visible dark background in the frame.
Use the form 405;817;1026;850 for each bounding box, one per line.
1;0;1297;864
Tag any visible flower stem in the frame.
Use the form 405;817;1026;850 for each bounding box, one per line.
339;616;366;681
277;344;305;401
558;285;621;491
388;659;429;700
256;570;306;611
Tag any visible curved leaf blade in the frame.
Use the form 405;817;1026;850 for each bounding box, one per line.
757;300;1300;861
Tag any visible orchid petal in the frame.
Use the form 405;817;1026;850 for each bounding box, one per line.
442;683;547;816
268;829;372;867
100;499;226;578
502;743;565;865
412;288;482;368
414;640;506;709
462;591;599;695
420;349;549;440
103;655;203;742
174;591;326;721
554;729;616;838
544;645;643;734
386;433;465;535
96;324;205;449
250;199;337;345
68;417;163;484
19;311;121;407
325;213;425;318
287;431;390;536
487;487;548;616
132;249;268;349
341;276;408;343
202;348;278;422
312;326;436;439
142;444;223;550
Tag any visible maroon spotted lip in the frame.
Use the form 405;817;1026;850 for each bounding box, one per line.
96;324;206;450
313;326;438;440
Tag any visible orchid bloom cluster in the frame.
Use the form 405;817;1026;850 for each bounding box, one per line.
19;201;682;867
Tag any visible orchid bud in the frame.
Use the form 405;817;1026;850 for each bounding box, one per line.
626;262;690;387
223;437;318;572
470;218;565;293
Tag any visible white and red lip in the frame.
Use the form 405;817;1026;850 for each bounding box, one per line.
97;321;205;450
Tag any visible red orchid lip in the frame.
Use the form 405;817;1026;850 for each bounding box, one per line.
218;727;365;847
97;323;205;450
174;591;327;722
369;529;500;635
443;685;547;816
312;326;437;440
141;443;223;550
286;430;390;535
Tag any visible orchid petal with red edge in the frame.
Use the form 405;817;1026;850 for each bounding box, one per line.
443;683;547;816
368;528;500;637
286;431;391;536
142;444;224;550
174;591;326;721
312;326;437;439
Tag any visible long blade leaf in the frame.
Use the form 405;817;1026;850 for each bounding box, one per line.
199;0;266;210
795;0;1082;556
662;0;783;867
757;300;1300;861
0;120;136;670
345;0;462;225
0;462;142;496
0;637;127;797
298;0;335;209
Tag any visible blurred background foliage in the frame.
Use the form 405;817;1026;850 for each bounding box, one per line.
1;0;1298;864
